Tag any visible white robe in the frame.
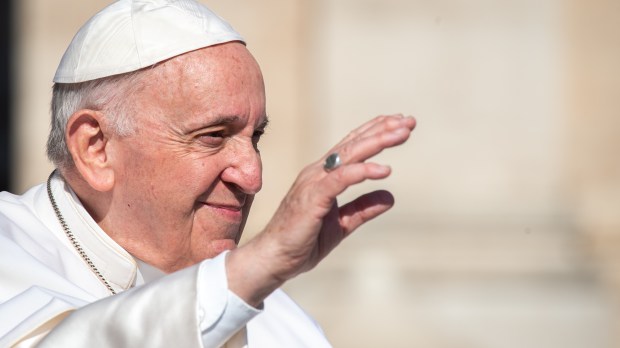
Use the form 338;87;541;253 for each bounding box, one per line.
0;173;331;347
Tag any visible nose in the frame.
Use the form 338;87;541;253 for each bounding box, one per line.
220;138;263;194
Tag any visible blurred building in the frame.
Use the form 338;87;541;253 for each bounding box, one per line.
10;0;620;347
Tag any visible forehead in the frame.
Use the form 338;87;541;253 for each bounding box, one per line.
135;42;266;128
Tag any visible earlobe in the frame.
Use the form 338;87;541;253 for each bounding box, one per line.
65;110;115;192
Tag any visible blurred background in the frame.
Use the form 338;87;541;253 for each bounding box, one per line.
3;0;620;347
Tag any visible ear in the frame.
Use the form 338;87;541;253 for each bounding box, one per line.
65;110;115;192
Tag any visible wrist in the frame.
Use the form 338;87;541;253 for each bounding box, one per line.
225;241;284;308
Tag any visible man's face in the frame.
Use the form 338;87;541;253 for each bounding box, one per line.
106;43;267;270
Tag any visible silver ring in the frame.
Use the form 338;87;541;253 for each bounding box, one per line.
323;152;341;172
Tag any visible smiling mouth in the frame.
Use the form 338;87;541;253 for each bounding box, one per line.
207;203;242;212
205;204;243;222
200;201;245;216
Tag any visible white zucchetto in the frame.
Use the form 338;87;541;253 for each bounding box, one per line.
54;0;245;83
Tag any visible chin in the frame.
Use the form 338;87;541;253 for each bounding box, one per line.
208;239;238;257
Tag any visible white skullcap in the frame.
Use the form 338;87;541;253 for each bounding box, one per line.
54;0;245;83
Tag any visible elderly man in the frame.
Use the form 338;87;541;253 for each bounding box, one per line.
0;0;415;347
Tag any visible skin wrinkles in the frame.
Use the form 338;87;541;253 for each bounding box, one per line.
62;38;416;307
163;115;268;159
73;42;267;272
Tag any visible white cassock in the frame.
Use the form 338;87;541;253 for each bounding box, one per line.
0;172;332;347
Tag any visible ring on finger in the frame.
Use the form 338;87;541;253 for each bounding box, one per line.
323;152;342;172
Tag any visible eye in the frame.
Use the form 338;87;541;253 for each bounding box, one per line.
197;130;226;146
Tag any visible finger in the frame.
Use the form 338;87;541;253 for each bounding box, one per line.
327;114;413;154
338;190;395;236
334;124;412;169
333;115;402;146
349;115;415;143
313;163;392;207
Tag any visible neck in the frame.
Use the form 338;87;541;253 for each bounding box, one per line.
61;167;112;224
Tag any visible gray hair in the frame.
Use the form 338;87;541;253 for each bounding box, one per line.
46;70;146;169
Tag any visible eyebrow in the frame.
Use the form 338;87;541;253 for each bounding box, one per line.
186;114;270;134
210;115;241;126
185;115;240;132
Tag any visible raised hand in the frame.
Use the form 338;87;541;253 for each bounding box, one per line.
227;114;416;306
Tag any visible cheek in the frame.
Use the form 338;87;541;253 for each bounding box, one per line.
114;136;230;200
167;157;227;199
163;163;219;198
112;139;164;176
118;156;196;204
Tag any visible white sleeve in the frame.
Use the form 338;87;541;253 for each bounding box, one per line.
37;264;204;347
34;254;260;348
198;251;262;347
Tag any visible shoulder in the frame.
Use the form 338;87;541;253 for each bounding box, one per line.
0;183;48;224
0;182;85;301
0;182;56;247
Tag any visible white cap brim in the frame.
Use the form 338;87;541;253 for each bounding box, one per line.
54;0;245;83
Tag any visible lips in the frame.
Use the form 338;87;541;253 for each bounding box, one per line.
199;201;245;221
207;203;242;212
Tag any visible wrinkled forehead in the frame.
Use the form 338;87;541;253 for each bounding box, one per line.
149;43;264;96
163;43;256;73
128;42;266;127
